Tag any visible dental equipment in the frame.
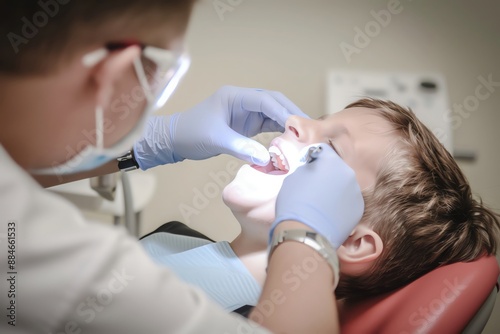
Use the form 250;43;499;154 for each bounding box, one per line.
305;146;322;163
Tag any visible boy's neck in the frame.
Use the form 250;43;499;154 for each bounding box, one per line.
231;234;267;287
230;214;269;286
237;250;267;287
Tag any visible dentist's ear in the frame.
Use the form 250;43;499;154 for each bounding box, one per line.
89;45;141;109
337;225;383;276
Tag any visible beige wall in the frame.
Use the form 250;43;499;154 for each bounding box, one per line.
138;0;500;331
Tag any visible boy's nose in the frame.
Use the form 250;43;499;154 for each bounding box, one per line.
284;115;319;143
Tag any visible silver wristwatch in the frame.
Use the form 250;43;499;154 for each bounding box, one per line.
269;229;340;289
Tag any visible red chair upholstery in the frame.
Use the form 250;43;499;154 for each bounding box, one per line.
340;256;500;334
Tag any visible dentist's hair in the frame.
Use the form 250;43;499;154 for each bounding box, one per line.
335;98;500;301
0;0;195;75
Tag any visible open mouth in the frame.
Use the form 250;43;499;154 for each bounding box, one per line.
251;145;289;175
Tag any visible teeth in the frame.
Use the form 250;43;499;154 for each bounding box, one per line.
269;146;280;169
268;146;289;172
279;154;289;171
271;155;279;169
269;146;281;155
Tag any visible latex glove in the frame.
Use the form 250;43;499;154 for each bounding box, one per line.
271;144;364;249
134;86;309;170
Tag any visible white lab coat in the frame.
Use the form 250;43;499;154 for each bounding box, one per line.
0;146;269;334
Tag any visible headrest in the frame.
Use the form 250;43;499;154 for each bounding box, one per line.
340;256;500;333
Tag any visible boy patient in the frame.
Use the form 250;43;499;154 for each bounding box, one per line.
140;98;500;309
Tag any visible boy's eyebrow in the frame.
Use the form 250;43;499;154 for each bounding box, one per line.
317;115;351;138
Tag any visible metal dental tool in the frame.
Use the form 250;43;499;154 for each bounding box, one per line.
305;145;322;163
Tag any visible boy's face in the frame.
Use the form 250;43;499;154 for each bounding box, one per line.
223;107;398;224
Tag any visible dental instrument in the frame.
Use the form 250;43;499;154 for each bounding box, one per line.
305;146;322;163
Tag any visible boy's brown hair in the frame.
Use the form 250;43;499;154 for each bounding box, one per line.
335;98;500;300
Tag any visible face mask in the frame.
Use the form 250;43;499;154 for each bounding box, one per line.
32;103;150;176
31;44;190;176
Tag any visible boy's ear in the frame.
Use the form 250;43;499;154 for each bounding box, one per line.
90;46;141;109
337;225;383;276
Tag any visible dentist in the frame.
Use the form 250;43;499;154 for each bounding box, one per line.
0;1;363;333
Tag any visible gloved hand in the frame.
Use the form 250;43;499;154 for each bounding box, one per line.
134;86;309;170
271;144;364;249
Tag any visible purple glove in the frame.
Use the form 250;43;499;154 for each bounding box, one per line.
271;144;364;248
134;86;309;170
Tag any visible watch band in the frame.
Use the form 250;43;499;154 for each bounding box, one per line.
269;229;340;290
117;150;139;172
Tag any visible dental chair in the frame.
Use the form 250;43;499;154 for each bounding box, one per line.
340;256;500;334
143;222;499;332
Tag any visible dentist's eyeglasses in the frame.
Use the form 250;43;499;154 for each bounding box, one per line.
80;41;190;149
83;41;190;109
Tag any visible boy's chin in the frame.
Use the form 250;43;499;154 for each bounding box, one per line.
222;189;275;222
223;182;278;210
